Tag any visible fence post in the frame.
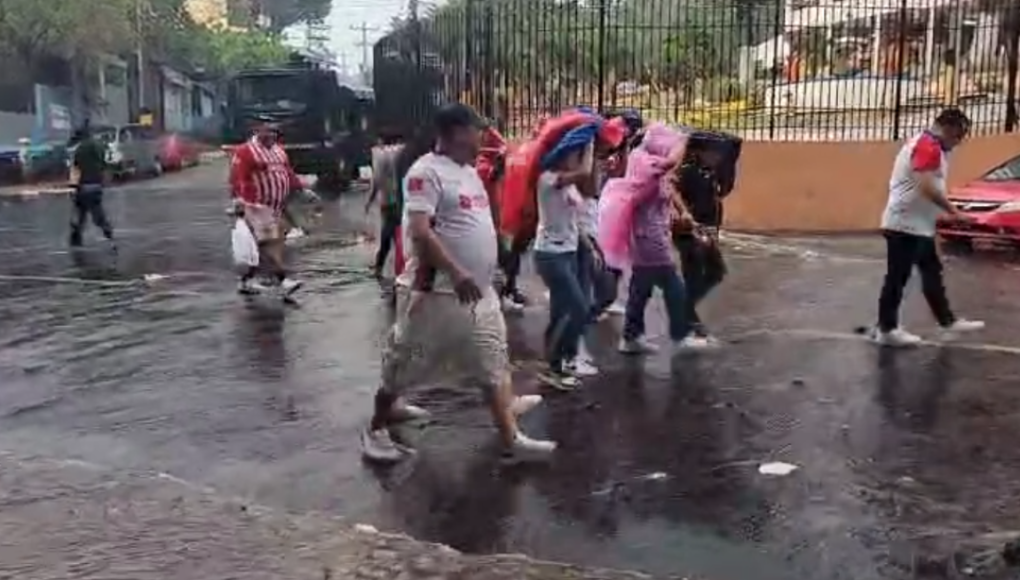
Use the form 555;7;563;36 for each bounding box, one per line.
482;2;496;121
465;0;474;105
767;0;782;141
597;0;607;114
1005;5;1020;133
891;0;908;141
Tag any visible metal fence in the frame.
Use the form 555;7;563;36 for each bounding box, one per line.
374;0;1020;142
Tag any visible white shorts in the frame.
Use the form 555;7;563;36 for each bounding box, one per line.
381;287;509;395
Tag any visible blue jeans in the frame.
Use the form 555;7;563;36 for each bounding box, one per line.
623;264;689;341
534;250;589;371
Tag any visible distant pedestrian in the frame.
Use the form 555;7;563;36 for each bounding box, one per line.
870;107;985;346
68;125;115;248
229;119;306;298
365;131;405;279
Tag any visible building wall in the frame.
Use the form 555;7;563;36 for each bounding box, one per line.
162;66;191;132
0;112;36;145
725;132;1020;231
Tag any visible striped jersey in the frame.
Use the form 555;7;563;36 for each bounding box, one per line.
229;137;301;211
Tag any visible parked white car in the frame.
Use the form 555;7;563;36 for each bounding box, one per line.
90;124;164;179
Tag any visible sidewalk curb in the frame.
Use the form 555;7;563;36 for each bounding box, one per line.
0;186;74;198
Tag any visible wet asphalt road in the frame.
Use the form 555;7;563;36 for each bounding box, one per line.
3;162;1020;580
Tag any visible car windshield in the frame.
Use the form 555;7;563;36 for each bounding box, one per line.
235;75;307;111
982;155;1020;182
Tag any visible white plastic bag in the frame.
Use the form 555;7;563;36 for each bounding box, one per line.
231;218;259;268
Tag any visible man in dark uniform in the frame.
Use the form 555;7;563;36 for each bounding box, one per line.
69;124;115;248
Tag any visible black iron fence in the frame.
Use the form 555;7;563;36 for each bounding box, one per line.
374;0;1020;141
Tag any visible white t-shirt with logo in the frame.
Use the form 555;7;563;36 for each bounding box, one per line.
397;152;498;293
882;132;949;237
534;171;582;253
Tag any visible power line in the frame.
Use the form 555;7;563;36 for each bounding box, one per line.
350;22;381;82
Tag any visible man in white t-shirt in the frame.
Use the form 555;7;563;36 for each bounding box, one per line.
361;104;556;464
872;108;984;347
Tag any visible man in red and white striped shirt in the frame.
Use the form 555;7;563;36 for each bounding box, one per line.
230;121;304;296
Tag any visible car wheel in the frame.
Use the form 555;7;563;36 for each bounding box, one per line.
940;235;973;254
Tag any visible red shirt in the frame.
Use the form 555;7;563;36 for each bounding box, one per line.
229;138;302;211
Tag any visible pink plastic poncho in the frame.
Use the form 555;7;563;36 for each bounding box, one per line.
597;124;686;270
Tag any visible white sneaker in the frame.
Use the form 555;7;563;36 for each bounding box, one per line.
618;337;658;355
360;428;407;463
870;327;923;347
237;279;262;295
389;401;431;423
576;340;594;363
566;357;599;377
280;278;303;296
606;302;626;315
286;228;307;240
941;318;985;340
537;369;580;391
502;431;556;463
511;394;543;417
674;335;717;352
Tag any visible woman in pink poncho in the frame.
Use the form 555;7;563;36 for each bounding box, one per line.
598;124;716;353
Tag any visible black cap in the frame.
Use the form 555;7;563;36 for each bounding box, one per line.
935;107;971;132
433;103;483;135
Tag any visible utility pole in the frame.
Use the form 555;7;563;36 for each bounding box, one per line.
350;22;380;84
136;0;145;111
337;52;350;79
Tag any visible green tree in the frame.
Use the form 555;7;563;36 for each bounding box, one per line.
141;0;291;75
0;0;135;67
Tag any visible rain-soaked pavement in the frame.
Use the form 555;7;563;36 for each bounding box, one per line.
3;162;1020;580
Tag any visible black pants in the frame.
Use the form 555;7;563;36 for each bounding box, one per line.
674;234;726;330
69;186;113;245
877;230;955;332
374;205;401;272
499;234;531;296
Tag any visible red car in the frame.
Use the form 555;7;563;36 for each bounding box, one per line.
937;153;1020;251
158;133;201;171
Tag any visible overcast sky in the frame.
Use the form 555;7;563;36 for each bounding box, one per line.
325;0;407;76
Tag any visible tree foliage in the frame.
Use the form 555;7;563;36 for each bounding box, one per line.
0;0;293;78
384;0;771;115
0;0;136;65
262;0;332;32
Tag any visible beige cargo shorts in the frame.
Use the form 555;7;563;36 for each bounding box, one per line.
242;203;283;242
380;287;509;395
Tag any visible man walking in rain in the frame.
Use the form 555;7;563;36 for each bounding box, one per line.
361;103;556;464
229;118;305;298
68;124;115;248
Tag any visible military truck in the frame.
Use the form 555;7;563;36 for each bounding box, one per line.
222;55;374;192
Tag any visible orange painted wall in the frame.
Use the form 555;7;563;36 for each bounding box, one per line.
725;132;1020;232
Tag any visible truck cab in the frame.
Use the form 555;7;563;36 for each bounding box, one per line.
223;61;374;192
